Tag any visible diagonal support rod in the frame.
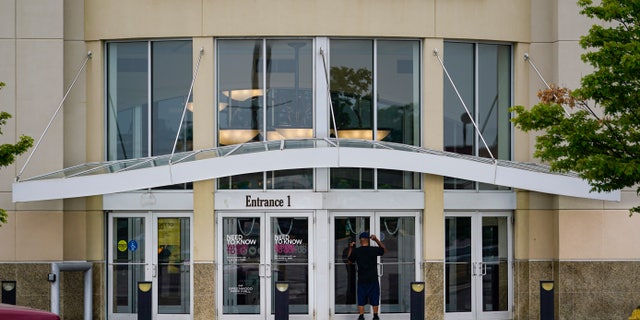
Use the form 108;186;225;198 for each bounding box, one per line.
524;53;571;116
319;47;340;146
17;51;93;181
170;47;204;163
433;49;495;161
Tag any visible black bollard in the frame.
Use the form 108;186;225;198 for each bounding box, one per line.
1;281;16;305
540;280;554;320
274;282;290;320
137;281;152;320
410;282;425;320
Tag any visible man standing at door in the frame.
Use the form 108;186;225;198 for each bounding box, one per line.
348;232;387;320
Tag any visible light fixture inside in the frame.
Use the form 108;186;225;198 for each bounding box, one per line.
219;129;259;145
276;128;313;139
332;129;390;141
221;89;264;101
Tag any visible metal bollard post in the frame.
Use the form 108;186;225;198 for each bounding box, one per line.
1;281;16;305
137;281;152;320
410;282;425;320
540;280;554;320
275;282;290;320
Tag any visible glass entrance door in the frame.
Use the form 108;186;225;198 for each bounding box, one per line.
445;213;512;320
332;212;420;320
108;213;192;320
218;212;313;319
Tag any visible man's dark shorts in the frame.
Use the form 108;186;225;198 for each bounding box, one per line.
357;281;380;306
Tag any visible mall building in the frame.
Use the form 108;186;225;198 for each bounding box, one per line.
1;0;639;319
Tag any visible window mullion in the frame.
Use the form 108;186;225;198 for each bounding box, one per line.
147;41;153;158
474;43;479;159
373;39;379;189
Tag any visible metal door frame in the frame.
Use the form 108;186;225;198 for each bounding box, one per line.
444;211;513;320
216;211;314;320
107;211;194;320
329;211;422;320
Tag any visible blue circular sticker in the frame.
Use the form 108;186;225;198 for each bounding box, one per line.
128;240;138;252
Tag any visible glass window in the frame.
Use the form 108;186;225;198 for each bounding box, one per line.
215;38;421;191
217;39;314;190
106;40;193;189
330;39;420;190
443;42;511;190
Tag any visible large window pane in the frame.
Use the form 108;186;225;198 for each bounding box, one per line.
377;40;421;189
107;42;149;161
330;39;419;190
445;216;472;312
265;40;313;140
377;40;419;145
443;42;512;190
217;39;313;189
330;168;374;189
218;40;264;145
107;40;193;189
443;42;475;156
152;41;193;156
330;40;373;135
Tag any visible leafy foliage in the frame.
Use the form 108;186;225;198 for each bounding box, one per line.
0;82;34;225
511;0;640;214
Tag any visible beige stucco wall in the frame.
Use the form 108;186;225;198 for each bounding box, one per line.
516;189;640;260
85;0;531;42
192;37;216;262
0;0;68;261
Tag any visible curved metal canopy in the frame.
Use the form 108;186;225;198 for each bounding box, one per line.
12;138;619;202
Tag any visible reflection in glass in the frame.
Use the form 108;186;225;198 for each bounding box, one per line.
107;40;193;190
445;217;472;312
218;40;264;144
478;44;511;191
377;40;419;146
107;42;149;161
379;216;415;313
271;217;309;314
223;217;262;314
330;168;374;189
443;42;512;190
219;172;264;190
217;39;313;189
329;39;420;190
112;217;145;313
482;217;509;312
330;40;373;134
107;41;193;161
334;217;370;314
113;265;145;313
152;41;193;156
378;169;419;190
269;169;313;189
157;217;191;314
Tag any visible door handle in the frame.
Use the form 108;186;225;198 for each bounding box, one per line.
473;262;487;277
259;264;272;278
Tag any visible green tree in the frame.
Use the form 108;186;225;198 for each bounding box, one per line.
0;82;34;224
511;0;640;213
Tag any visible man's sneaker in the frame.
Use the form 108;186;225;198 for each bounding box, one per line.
373;315;380;320
357;314;365;320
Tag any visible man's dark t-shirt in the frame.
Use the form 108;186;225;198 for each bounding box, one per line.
348;246;385;284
